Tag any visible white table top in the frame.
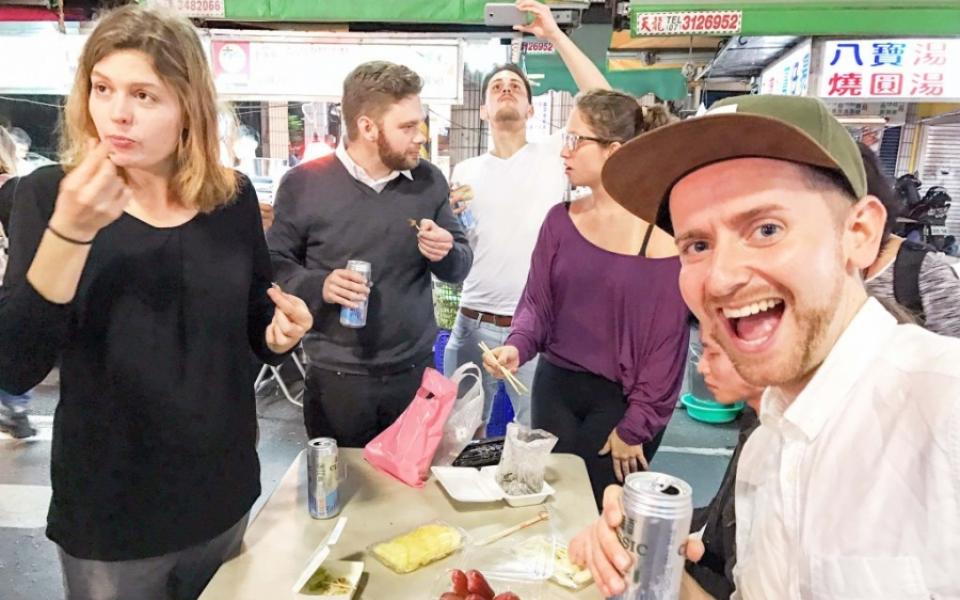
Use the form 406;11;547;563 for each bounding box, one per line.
200;448;603;599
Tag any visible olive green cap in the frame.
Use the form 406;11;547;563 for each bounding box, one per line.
602;94;867;234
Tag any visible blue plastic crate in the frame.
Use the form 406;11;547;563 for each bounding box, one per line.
486;380;515;437
433;330;451;372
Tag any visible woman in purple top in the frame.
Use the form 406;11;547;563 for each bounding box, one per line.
484;91;690;505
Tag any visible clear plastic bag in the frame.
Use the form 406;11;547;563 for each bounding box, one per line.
495;422;558;496
514;535;594;591
431;512;556;600
433;363;485;467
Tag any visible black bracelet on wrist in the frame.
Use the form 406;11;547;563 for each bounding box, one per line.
47;224;94;245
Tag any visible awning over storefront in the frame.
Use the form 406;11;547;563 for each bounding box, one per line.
145;0;589;24
628;1;960;38
522;25;689;100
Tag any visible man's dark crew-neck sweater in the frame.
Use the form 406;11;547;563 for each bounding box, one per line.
268;154;472;374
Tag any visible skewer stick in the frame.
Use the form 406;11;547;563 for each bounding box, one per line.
407;218;421;232
476;511;550;546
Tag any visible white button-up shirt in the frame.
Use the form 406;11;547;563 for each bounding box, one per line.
335;143;412;193
733;298;960;600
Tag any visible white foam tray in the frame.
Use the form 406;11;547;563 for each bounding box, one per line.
431;466;555;507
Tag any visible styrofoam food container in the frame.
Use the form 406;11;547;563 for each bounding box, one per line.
431;466;555;507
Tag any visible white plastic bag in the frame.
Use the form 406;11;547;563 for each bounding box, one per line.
432;362;485;467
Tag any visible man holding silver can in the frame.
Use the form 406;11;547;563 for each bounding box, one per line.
571;95;960;598
269;61;472;447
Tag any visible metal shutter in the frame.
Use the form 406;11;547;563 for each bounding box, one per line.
878;126;901;179
918;124;960;236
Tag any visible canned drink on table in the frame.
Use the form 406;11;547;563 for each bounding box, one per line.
339;260;371;328
307;437;341;519
613;472;693;600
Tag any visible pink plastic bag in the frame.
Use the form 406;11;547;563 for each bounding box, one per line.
363;367;457;488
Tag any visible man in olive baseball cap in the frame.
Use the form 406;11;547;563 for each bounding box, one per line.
571;94;960;598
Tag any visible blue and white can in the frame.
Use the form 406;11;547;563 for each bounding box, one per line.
307;437;340;520
339;260;371;328
458;203;477;231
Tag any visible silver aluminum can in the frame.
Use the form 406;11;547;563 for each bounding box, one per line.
612;472;693;600
307;437;341;519
339;260;371;328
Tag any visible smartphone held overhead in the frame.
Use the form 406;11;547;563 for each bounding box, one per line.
484;3;527;27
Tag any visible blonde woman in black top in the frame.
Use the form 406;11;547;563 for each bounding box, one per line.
0;6;312;599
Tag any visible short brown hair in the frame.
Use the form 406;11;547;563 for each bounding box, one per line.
342;61;423;141
61;5;236;213
482;64;532;101
575;90;675;143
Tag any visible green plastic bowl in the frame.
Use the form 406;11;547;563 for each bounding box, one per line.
680;393;744;424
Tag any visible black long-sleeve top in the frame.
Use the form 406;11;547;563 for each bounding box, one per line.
267;154;472;374
0;165;283;560
686;407;759;598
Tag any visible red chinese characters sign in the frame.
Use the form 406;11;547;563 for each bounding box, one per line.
819;39;959;101
631;10;742;37
146;0;225;18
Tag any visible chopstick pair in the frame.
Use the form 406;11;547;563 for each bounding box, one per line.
478;341;530;396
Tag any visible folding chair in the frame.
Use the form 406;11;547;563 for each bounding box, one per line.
254;346;307;407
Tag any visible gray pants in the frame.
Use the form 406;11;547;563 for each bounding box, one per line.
443;311;537;428
59;514;248;600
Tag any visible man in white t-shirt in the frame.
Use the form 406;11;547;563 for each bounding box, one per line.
443;0;610;427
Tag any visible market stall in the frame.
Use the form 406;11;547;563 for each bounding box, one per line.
199;449;600;599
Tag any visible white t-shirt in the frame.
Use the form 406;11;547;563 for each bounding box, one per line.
451;135;566;315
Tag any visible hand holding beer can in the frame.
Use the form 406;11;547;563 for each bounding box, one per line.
450;183;476;232
613;472;693;600
339;260;371;328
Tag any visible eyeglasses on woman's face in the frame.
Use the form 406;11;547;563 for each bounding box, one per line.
561;130;617;153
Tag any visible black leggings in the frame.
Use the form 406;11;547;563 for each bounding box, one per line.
532;358;666;507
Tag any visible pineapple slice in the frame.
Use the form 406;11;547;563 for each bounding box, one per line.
372;523;463;574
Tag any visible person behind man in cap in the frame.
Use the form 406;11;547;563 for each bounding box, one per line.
569;94;960;598
442;0;609;427
859;142;960;337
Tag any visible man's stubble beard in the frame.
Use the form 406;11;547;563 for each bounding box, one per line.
377;131;419;171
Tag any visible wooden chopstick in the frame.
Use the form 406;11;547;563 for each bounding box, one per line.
478;341;525;393
476;511;549;546
478;342;530;396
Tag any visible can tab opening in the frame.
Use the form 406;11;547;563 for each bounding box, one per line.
659;484;680;496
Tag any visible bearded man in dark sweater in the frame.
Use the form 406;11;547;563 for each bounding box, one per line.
268;61;472;447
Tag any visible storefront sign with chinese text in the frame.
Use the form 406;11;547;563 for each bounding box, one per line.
761;39;812;97
826;101;908;125
210;38;462;102
522;41;555;55
147;0;225;19
631;11;742;37
819;39;960;101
